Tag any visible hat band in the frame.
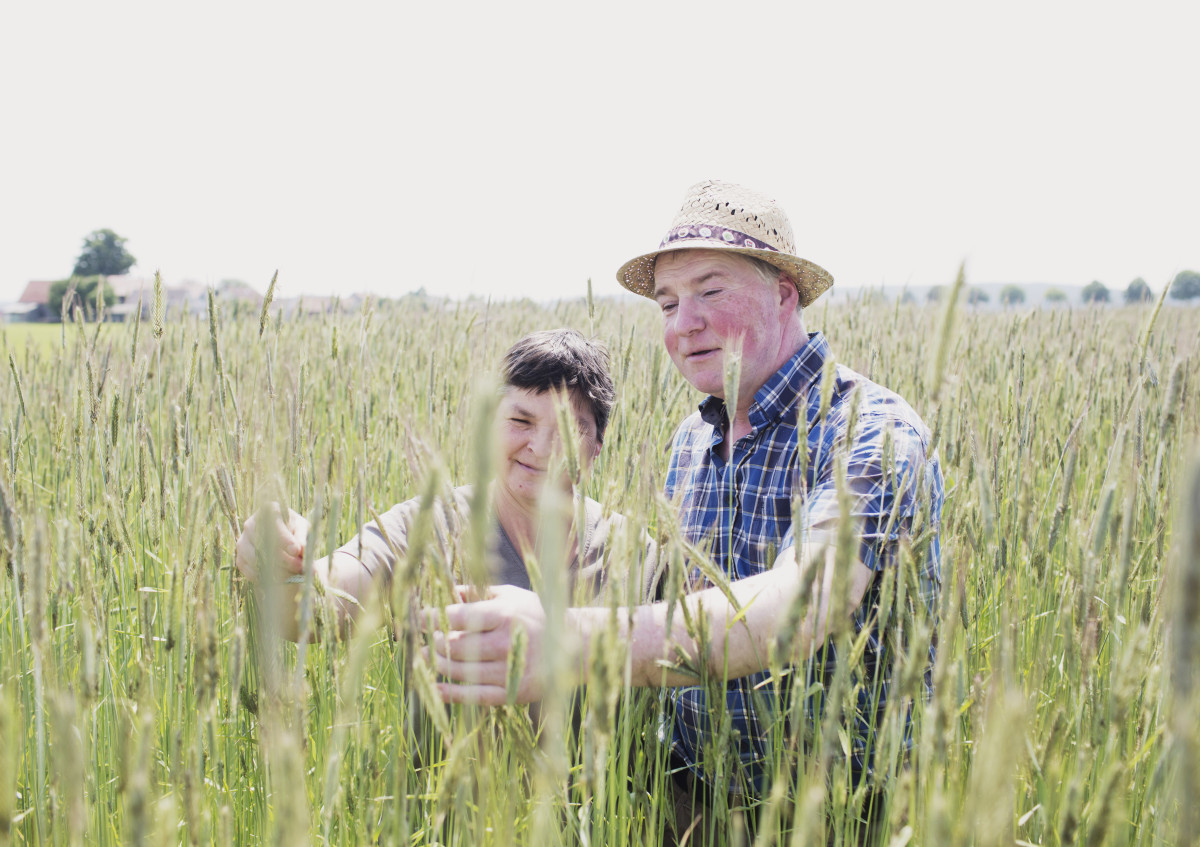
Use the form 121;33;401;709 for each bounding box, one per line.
659;224;780;253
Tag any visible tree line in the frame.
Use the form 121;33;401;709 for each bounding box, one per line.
49;229;1200;318
926;271;1200;306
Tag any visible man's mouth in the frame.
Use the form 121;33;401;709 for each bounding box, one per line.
685;348;719;361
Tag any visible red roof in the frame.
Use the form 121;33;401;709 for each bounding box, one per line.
19;280;54;304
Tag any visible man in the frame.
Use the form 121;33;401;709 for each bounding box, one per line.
427;181;944;835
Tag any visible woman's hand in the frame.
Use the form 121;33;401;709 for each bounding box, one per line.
235;502;310;584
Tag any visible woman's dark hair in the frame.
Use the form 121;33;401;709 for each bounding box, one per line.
501;329;616;442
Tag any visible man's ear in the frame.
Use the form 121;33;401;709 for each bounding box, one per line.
778;274;800;310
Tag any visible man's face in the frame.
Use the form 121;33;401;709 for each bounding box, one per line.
496;387;601;508
653;250;796;405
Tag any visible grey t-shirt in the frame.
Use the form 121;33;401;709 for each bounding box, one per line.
331;485;657;603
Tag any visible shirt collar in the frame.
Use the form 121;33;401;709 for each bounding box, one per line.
698;332;830;431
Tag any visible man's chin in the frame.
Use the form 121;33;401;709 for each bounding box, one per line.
682;370;723;397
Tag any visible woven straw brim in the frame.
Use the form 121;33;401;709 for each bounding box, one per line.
617;240;834;308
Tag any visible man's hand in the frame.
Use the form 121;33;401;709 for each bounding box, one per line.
235;502;310;584
421;585;549;706
415;549;877;704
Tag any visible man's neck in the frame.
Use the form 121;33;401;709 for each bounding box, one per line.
718;324;808;459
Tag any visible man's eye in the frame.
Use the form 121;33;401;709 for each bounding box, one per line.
510;418;530;425
702;288;722;298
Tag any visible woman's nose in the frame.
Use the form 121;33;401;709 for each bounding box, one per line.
528;425;559;457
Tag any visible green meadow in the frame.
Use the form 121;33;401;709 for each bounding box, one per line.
0;325;87;359
1;288;1198;845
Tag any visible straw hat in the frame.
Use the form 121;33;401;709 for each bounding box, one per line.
617;180;833;307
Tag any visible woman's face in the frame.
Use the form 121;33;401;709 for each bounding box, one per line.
496;386;601;508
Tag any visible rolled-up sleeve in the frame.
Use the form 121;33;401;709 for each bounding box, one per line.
784;415;933;571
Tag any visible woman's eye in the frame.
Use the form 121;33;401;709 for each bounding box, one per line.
660;302;677;314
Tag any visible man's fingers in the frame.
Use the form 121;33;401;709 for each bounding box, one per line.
428;651;507;686
419;598;504;634
444;600;506;633
453;583;487;604
428;629;513;662
435;682;508;707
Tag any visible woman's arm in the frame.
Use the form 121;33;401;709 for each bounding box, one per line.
234;503;380;641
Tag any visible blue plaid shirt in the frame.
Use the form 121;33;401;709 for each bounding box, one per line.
663;332;943;794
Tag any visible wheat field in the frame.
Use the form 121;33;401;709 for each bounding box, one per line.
1;287;1198;846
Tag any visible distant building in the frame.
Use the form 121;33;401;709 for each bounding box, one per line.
2;301;45;322
6;277;380;324
103;275;154;322
3;280;56;321
214;282;263;305
166;281;210;317
269;293;371;318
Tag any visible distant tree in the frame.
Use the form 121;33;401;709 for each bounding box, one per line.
1169;270;1200;301
48;276;116;320
966;287;990;305
926;285;945;303
999;285;1026;306
1044;288;1068;303
1124;277;1153;303
1081;281;1110;304
899;290;917;305
72;229;136;277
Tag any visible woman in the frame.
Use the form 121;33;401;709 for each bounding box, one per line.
234;328;654;639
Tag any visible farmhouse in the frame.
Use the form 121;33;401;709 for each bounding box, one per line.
3;276;267;322
4;280;56;322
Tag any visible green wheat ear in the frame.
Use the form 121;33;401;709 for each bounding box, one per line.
259;269;278;338
462;378;499;593
722;334;742;425
1168;455;1200;843
152;269;165;339
929;261;966;403
505;624;528;707
7;354;26;422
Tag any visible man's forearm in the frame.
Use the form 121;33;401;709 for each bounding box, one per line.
573;550;813;687
571;545;872;688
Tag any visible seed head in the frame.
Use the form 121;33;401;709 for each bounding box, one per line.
259;270;278;338
152;270;165;339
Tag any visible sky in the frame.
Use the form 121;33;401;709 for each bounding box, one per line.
2;1;1198;304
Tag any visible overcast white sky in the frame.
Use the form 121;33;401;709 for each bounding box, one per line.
2;1;1198;303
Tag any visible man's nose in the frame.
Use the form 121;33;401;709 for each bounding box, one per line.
674;297;705;334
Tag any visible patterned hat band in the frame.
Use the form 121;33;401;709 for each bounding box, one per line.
618;180;833;306
660;224;780;253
